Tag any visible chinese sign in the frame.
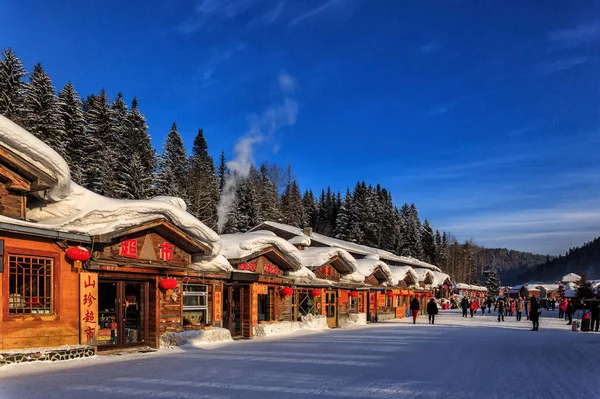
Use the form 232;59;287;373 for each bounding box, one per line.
118;236;176;263
120;238;138;258
213;290;222;322
263;264;280;275
238;261;256;272
80;272;98;345
159;242;174;261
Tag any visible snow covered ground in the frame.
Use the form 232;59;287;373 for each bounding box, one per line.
1;309;599;399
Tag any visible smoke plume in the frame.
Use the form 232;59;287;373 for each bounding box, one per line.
217;73;298;233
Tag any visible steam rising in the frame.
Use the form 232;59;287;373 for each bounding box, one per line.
217;73;298;233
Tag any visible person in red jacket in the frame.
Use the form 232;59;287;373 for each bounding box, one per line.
469;300;479;317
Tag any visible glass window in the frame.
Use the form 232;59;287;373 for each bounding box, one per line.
258;293;272;322
183;284;209;325
9;255;53;314
386;295;393;308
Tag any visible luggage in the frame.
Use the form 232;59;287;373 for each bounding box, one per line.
581;313;591;332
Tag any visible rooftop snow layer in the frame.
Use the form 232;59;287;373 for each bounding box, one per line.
191;254;234;273
388;265;418;286
219;230;302;271
251;221;442;272
431;271;452;287
454;283;488;291
561;273;581;283
299;247;358;274
355;258;395;285
413;268;435;284
288;235;311;246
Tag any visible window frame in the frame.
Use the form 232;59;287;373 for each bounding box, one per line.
3;246;61;321
182;283;209;311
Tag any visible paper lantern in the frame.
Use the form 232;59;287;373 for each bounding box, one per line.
159;277;177;290
387;292;394;298
281;287;294;296
310;289;321;297
66;247;90;262
398;291;403;297
416;293;421;299
349;291;359;298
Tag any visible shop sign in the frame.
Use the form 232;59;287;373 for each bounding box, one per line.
213;290;222;322
118;236;175;262
80;272;99;344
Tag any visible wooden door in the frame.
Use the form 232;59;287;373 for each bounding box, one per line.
325;290;337;327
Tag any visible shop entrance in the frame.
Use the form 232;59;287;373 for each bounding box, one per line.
325;290;337;327
223;285;246;338
97;280;148;349
368;292;377;322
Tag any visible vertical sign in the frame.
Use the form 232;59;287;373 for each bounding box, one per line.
251;284;258;327
213;288;222;322
80;272;99;345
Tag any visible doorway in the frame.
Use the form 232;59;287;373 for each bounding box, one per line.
97;280;148;349
223;284;246;337
325;290;337;327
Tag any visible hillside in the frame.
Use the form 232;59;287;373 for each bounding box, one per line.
501;236;600;285
481;248;552;272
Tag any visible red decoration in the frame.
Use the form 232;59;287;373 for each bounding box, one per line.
416;294;421;298
281;287;293;296
310;289;321;297
239;261;257;272
66;246;91;262
120;238;138;258
264;263;279;275
387;292;394;298
159;241;174;262
159;277;177;290
349;291;359;298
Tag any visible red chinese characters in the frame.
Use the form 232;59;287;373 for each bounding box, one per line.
83;309;95;323
264;264;280;275
238;261;256;272
83;274;96;289
120;238;138;258
159;241;174;261
320;265;333;276
83;293;96;307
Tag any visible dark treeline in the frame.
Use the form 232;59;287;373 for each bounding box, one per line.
0;47;556;283
502;237;600;285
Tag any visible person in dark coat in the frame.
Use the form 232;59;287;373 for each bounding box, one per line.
529;296;540;331
566;299;574;326
427;298;438;324
486;297;493;313
497;298;505;322
461;297;469;317
591;300;600;332
410;296;421;324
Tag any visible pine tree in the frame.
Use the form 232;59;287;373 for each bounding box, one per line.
84;89;115;196
224;176;260;233
156;122;188;200
124;97;157;199
188;128;219;229
0;48;27;124
58;82;87;185
217;149;227;193
485;268;501;299
576;274;594;303
335;189;353;240
302;189;318;228
434;229;442;264
110;92;131;198
255;163;281;222
280;180;304;227
421;219;436;264
23;63;66;159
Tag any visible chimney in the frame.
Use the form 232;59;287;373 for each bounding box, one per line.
303;227;313;237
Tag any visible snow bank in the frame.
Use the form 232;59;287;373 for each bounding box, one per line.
356;258;395;285
339;313;367;328
160;328;233;348
191;254;233;273
26;183;221;257
0;115;70;201
299;247;358;273
219;231;302;271
252;314;328;338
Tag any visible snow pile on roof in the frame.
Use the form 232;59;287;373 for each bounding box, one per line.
289;235;311;247
26;183;221;257
413;268;435;284
299;247;358;273
535;284;560;291
388;266;418;286
219;230;302;271
0;115;70;201
252;221;441;272
561;273;581;283
454;283;488;291
355;258;395;285
431;271;452;287
339;270;366;284
191;254;233;273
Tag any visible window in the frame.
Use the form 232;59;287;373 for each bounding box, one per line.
183;284;209;325
386;295;393;308
9;255;53;314
396;296;403;307
258;289;273;322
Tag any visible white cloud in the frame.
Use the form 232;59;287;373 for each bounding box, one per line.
549;21;600;48
537;57;589;75
288;0;345;26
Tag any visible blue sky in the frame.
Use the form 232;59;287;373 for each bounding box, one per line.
1;1;599;255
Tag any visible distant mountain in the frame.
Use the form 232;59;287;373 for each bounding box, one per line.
501;236;600;285
481;248;553;273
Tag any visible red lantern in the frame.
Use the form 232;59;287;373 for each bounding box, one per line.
66;247;90;262
416;293;421;299
159;277;177;290
281;287;293;296
387;292;394;298
349;291;359;298
310;289;321;297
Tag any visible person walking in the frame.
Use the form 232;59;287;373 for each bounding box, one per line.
516;297;524;321
559;298;566;319
591;300;600;332
410;296;421;324
497;298;505;322
427;298;438;324
480;300;485;316
566;299;574;326
526;298;531;320
470;300;478;317
530;296;540;331
461;297;469;318
486;297;493;313
551;299;556;311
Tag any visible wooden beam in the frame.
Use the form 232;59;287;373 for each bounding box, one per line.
0;145;58;190
0;163;32;191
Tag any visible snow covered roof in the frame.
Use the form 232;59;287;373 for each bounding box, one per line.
250;221;442;272
219;230;302;271
388;266;418;286
191;254;234;273
289;235;311;247
413;268;435;285
287;267;334;287
339;270;366;284
298;247;358;274
355;258;395;285
561;273;581;283
431;271;452;287
535;284;560;291
454;283;488;292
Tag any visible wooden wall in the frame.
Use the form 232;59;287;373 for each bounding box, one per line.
159;277;183;334
0;233;79;350
0;183;25;220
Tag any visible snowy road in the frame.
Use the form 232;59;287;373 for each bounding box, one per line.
2;310;599;399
